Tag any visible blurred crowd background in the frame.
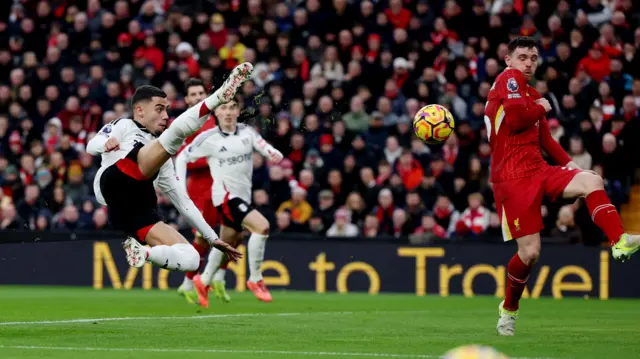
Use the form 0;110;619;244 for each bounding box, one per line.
1;0;639;245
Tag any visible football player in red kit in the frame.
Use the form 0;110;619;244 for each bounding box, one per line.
175;79;226;303
484;37;640;336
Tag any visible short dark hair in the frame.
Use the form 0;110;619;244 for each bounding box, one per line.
508;36;537;55
131;85;167;107
184;78;205;94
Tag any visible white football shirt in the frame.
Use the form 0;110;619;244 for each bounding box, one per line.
176;124;277;206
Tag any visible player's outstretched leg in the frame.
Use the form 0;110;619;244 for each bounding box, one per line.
137;62;253;178
497;233;539;336
124;222;200;272
563;172;640;261
243;210;272;302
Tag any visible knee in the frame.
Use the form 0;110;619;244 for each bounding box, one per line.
518;242;541;265
183;246;200;272
259;224;270;236
585;173;604;193
257;219;270;235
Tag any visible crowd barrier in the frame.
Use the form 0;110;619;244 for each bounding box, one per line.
1;231;639;298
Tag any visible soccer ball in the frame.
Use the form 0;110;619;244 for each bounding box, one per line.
413;104;455;144
443;345;509;359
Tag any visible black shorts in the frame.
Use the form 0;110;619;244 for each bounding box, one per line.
216;196;253;232
100;142;161;242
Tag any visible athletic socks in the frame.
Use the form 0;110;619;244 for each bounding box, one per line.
181;276;194;291
146;243;199;272
504;254;531;312
248;233;268;283
158;95;221;155
585;190;625;246
185;241;208;280
201;248;225;285
213;268;226;282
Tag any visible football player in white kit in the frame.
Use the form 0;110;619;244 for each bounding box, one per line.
175;95;283;307
86;63;253;273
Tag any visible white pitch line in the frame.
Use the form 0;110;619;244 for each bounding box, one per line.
0;311;354;326
0;345;566;359
0;345;437;358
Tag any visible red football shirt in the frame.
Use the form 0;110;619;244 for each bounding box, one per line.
484;69;571;182
177;115;217;199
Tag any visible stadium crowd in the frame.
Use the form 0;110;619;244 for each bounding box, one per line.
0;0;639;246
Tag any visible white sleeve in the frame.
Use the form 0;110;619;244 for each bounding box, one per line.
174;151;189;193
182;129;216;162
248;127;278;157
155;161;218;241
87;120;127;155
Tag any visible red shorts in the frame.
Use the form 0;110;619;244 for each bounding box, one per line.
493;166;581;242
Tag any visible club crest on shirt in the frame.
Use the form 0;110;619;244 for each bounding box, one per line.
507;78;519;92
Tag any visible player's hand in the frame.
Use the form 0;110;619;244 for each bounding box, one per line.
211;239;243;261
268;149;283;163
105;137;120;152
535;98;552;113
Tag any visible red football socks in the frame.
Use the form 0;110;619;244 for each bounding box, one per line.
186;241;209;280
504;254;531;312
585;190;624;246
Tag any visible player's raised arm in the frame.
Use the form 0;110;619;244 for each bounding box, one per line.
538;117;572;166
86;120;128;155
155;162;242;260
248;126;283;163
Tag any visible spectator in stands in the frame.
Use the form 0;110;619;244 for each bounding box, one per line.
1;202;23;230
327;208;359;237
550;205;583;244
277;186;312;226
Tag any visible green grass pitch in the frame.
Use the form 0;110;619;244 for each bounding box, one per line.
0;287;637;359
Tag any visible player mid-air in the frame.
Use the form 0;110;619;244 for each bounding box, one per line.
176;94;283;307
173;79;225;304
484;36;639;336
87;63;254;272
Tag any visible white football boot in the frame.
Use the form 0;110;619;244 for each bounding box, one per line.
497;300;518;336
122;237;147;268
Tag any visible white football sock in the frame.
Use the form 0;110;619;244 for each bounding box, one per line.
181;276;194;291
147;243;199;272
201;248;225;284
248;233;268;282
158;95;221;155
213;268;226;282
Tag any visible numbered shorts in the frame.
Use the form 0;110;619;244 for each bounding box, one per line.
216;195;253;232
100;142;161;243
492;166;581;242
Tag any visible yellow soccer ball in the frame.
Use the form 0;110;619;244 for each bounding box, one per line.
443;345;509;359
413;104;455;144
